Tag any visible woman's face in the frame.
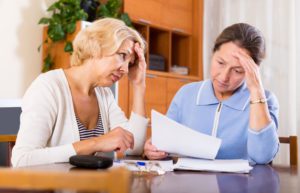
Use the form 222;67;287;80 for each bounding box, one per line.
210;42;246;99
93;39;136;87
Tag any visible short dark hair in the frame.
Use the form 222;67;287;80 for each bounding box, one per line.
213;23;266;65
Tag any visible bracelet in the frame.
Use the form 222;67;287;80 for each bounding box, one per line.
250;98;267;104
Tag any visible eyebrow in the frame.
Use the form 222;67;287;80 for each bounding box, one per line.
217;57;244;69
118;49;132;55
232;66;243;69
216;57;226;63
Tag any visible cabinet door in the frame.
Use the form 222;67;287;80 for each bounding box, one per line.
118;76;129;117
129;74;167;118
161;0;193;34
166;78;193;108
124;0;163;25
129;74;167;138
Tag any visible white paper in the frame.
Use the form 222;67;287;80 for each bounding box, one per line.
151;110;222;159
174;158;253;173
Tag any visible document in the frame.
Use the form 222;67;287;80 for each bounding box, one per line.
174;157;253;173
151;110;222;159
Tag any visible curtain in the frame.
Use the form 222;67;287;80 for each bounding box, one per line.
203;0;300;164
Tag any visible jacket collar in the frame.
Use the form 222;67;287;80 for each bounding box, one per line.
196;80;250;111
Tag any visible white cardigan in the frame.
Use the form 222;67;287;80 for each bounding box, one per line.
12;69;148;167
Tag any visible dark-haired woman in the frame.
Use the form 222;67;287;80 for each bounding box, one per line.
144;23;279;164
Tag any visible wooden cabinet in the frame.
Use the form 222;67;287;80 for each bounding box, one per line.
124;0;193;34
126;0;203;78
130;22;195;77
123;0;163;27
166;77;193;107
161;0;193;34
123;0;203;123
129;74;167;118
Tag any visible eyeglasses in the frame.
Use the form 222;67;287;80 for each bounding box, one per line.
123;161;166;175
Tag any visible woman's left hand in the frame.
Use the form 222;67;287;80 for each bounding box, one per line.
128;43;147;87
233;50;265;97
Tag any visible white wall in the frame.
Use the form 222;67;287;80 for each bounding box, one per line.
0;0;55;99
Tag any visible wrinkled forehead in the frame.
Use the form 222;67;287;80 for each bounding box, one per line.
118;39;135;53
214;42;248;67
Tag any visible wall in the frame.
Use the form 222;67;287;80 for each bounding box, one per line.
0;0;55;99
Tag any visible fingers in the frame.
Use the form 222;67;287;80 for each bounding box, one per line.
112;127;134;151
144;138;157;151
134;43;146;68
232;50;257;73
134;43;144;60
144;138;168;160
95;127;134;153
146;150;168;160
119;128;134;149
232;50;264;93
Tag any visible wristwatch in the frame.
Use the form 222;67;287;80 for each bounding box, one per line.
250;98;267;104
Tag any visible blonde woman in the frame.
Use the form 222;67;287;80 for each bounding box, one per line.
12;18;148;167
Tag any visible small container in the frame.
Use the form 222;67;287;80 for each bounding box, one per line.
136;161;147;172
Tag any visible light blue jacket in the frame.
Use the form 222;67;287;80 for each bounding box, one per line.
167;80;279;164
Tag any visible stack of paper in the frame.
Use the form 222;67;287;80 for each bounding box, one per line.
151;110;252;174
151;110;222;159
173;158;253;173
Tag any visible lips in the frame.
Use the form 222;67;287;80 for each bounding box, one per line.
216;80;229;88
111;74;121;82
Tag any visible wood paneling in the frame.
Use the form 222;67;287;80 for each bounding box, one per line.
166;78;193;108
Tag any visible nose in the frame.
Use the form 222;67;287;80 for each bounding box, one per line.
119;62;129;74
219;68;230;82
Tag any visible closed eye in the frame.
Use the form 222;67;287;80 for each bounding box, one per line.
235;71;244;74
233;68;244;74
218;61;224;65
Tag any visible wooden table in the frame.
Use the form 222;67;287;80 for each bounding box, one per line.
0;163;298;193
130;164;299;193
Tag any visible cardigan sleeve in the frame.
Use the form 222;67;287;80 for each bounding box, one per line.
103;88;148;155
11;75;76;167
247;91;280;164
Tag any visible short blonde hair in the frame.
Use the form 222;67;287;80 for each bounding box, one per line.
71;18;146;66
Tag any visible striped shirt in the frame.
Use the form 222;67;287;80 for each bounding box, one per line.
76;113;104;140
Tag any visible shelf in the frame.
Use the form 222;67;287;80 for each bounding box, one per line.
146;70;200;81
132;20;197;77
149;27;171;72
171;32;191;75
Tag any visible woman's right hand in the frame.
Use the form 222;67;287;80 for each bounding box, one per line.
94;127;134;153
143;138;168;160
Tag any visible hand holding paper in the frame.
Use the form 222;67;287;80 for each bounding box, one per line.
151;110;222;159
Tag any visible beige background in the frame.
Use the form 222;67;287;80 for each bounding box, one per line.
0;0;55;98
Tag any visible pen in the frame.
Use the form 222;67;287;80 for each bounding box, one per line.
136;161;146;166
